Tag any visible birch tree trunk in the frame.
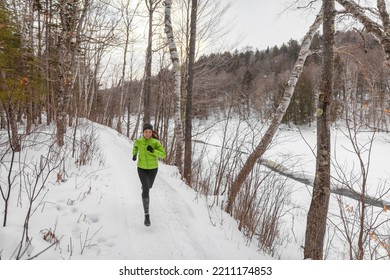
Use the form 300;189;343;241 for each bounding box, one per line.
164;0;184;174
304;0;335;260
183;0;198;184
225;9;323;215
56;0;89;146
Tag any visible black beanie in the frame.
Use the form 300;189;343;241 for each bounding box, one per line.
143;123;153;131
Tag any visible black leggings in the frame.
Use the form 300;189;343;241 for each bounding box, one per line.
137;168;158;199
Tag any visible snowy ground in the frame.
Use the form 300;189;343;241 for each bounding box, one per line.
0;120;268;260
1;117;390;261
191;117;390;259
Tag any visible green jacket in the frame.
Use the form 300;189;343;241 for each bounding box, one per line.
132;137;166;169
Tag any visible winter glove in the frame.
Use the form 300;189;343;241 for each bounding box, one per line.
147;145;154;153
132;155;137;161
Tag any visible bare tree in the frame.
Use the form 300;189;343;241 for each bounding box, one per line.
304;0;335;260
116;0;141;133
55;0;90;146
82;1;118;120
330;91;390;259
143;0;163;124
183;0;198;184
0;144;15;227
20;151;59;244
225;8;324;215
164;0;184;173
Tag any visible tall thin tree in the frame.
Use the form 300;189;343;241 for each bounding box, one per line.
117;0;141;133
183;0;197;184
56;0;89;146
143;0;162;124
304;0;335;260
164;0;184;173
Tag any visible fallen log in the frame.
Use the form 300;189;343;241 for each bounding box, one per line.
258;158;390;209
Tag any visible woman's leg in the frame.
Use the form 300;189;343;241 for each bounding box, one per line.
137;168;158;225
137;168;158;193
147;168;158;189
137;168;150;214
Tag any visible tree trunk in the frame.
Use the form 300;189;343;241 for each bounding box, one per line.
225;9;324;215
304;0;334;260
116;5;131;134
143;0;158;124
55;0;89;146
164;0;184;173
183;0;197;184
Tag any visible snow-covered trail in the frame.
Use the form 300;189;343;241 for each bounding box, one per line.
0;122;265;260
89;124;264;259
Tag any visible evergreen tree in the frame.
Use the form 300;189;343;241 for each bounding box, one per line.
0;3;25;151
283;70;315;125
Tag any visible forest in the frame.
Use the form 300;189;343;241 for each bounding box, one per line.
1;0;390;260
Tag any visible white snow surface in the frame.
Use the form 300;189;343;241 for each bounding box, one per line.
1;117;390;261
0;121;268;260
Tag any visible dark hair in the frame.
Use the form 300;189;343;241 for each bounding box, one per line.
143;123;153;131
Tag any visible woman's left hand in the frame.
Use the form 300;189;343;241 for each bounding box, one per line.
147;145;154;153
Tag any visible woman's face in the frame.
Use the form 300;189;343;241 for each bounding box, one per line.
143;129;153;139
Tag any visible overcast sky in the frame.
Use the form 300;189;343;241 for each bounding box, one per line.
224;0;320;51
